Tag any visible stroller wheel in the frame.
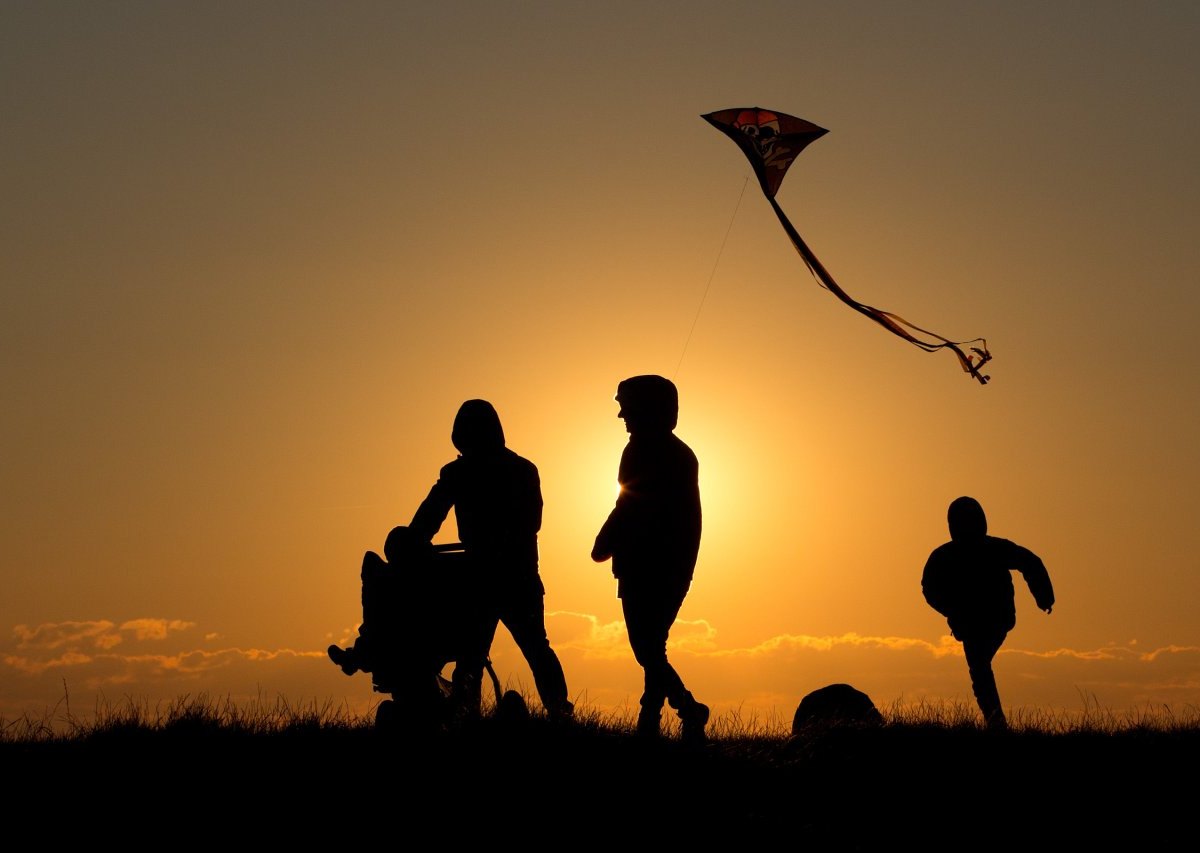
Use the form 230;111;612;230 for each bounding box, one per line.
374;699;398;729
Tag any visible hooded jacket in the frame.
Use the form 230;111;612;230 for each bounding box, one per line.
410;400;542;577
921;498;1054;636
593;377;702;595
921;535;1054;637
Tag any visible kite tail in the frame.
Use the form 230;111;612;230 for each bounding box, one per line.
767;196;991;385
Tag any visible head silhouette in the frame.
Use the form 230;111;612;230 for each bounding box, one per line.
947;496;988;541
615;375;678;434
451;399;506;456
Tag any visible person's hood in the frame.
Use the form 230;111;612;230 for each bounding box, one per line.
948;496;987;541
616;375;678;431
451;399;506;455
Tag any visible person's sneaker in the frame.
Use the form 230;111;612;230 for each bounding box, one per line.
327;644;359;676
680;702;710;743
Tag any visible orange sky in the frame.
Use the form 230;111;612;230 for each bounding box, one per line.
4;2;1199;726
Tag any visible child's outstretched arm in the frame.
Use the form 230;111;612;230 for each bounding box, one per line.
1014;545;1055;613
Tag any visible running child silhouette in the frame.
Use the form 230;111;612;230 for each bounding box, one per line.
921;496;1055;730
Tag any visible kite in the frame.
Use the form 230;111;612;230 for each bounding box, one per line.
703;107;992;385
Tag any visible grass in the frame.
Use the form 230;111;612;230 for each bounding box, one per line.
880;693;1200;734
2;692;371;743
7;690;1198;743
3;692;1196;841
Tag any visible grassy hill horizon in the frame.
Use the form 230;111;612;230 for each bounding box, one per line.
4;692;1196;843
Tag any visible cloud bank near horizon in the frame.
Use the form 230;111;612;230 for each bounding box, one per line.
4;615;1198;722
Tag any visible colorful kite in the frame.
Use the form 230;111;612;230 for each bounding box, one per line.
703;107;992;385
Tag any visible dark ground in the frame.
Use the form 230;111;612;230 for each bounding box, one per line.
4;715;1196;844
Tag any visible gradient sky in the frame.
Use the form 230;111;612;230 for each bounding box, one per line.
4;1;1199;726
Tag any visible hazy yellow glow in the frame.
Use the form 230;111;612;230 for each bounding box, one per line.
4;2;1200;723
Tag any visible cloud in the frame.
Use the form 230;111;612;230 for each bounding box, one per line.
12;618;198;652
1139;644;1200;662
2;646;322;680
1;635;348;724
534;612;1200;715
13;621;120;651
544;611;719;659
703;631;963;660
546;612;963;662
545;611;630;659
4;650;94;674
119;619;195;642
6;613;1200;725
2;618;339;718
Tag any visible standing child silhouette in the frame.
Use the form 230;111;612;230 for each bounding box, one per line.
592;375;709;741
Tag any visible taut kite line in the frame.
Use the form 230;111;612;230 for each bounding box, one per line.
703;107;992;385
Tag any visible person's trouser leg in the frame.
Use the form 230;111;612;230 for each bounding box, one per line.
500;591;571;715
451;597;498;719
962;627;1009;728
622;586;700;733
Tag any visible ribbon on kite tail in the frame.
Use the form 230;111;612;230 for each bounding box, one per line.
703;107;992;385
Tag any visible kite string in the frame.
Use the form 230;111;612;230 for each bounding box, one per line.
673;176;750;379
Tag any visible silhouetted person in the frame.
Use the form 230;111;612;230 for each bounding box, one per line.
409;399;572;719
592;375;709;740
922;496;1055;730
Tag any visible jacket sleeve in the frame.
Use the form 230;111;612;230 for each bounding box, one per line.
523;460;543;538
409;469;454;543
592;495;626;562
684;464;702;570
921;548;954;618
592;446;633;563
1012;543;1055;611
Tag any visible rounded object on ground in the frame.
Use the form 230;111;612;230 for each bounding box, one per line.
496;690;529;723
792;683;883;734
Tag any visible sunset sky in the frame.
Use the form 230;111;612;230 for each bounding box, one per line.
4;1;1199;727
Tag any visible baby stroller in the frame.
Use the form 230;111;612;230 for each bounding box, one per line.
328;526;519;727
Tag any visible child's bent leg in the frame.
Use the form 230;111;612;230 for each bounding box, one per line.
962;628;1009;729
